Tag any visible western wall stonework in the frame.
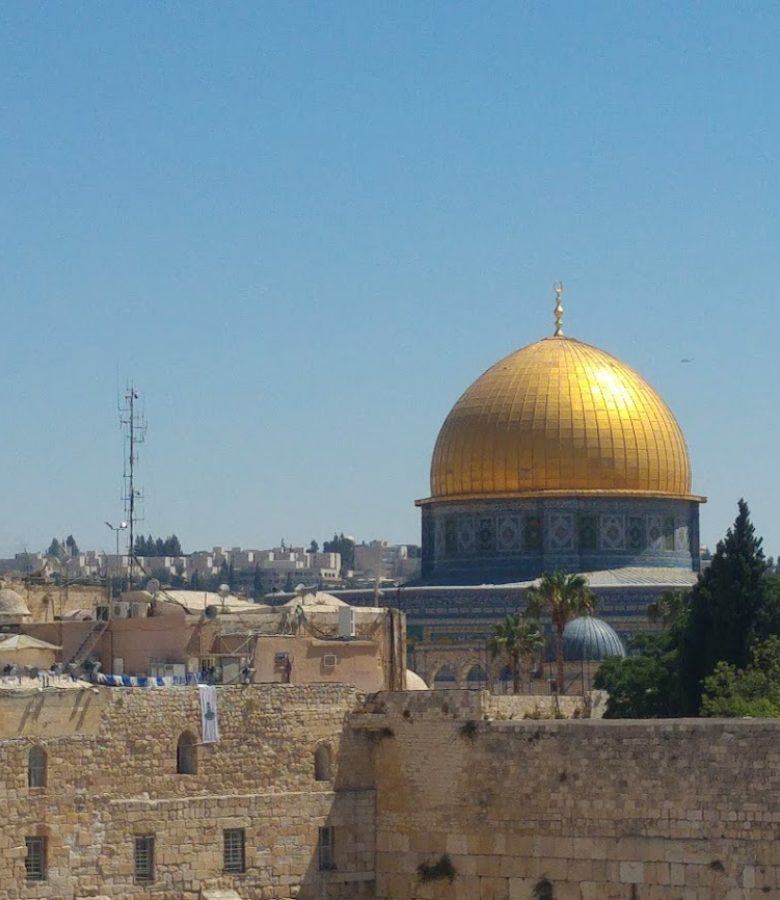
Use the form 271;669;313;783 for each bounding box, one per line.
0;683;375;900
3;684;780;899
365;691;780;899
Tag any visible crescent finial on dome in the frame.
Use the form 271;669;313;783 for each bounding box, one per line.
553;281;564;336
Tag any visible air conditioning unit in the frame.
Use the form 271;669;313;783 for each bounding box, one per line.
322;654;337;668
338;606;356;639
112;601;130;619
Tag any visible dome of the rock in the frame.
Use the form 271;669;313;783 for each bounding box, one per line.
416;308;704;585
429;335;692;501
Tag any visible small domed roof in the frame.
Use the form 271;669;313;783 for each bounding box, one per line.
283;591;348;609
0;588;30;617
405;669;429;690
563;615;625;661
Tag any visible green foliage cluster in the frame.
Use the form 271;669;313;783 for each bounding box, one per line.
526;572;595;695
489;613;544;694
701;636;780;717
595;500;780;718
323;532;355;574
46;535;79;559
416;853;456;884
133;534;183;557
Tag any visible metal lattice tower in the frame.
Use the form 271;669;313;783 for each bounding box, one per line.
119;386;146;587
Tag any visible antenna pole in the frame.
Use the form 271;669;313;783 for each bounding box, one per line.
120;385;147;589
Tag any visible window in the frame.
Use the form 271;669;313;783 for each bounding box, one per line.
318;826;335;871
134;835;155;883
223;828;245;873
28;746;47;788
314;745;331;782
176;732;197;775
25;836;46;881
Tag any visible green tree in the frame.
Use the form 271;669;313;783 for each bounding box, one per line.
679;499;768;714
488;614;544;694
323;533;355;575
65;534;79;557
308;540;319;554
701;636;780;718
595;632;682;718
46;538;62;559
525;572;595;695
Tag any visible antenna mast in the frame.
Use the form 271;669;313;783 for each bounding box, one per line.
120;385;147;587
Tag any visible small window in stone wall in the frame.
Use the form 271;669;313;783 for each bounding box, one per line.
134;835;155;883
318;826;335;870
176;732;197;775
28;746;47;788
223;828;245;873
25;836;46;881
314;745;331;782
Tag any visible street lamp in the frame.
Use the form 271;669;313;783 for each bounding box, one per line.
105;521;128;578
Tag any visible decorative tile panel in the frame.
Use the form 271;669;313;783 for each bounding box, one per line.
600;515;626;550
646;516;663;551
525;515;543;552
663;516;675;551
628;516;645;552
496;515;521;551
477;517;495;552
547;513;574;551
444;518;457;555
457;518;476;554
578;515;597;551
675;523;689;552
434;520;445;556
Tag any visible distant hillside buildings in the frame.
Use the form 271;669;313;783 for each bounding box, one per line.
0;540;421;593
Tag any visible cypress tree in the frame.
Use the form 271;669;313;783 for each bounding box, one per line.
679;499;768;713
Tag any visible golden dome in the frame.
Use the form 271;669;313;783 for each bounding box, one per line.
426;335;695;502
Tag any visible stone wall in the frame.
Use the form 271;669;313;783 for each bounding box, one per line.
0;683;375;900
7;684;780;899
363;690;780;900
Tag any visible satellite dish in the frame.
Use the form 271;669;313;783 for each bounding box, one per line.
218;583;230;598
204;605;219;620
146;578;161;595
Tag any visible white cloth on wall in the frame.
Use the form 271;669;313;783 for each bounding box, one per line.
199;684;220;743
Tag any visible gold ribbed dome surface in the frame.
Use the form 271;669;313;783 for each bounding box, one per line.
429;335;692;500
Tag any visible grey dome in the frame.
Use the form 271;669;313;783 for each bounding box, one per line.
563;616;625;661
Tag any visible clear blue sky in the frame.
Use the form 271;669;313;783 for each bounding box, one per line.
1;2;779;559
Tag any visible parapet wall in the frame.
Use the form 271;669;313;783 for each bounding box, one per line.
0;683;375;900
365;690;780;900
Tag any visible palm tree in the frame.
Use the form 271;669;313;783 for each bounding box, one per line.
488;614;544;694
525;572;595;696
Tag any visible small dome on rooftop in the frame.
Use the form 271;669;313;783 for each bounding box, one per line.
283;591;348;609
405;669;429;690
563;615;626;661
0;588;30;618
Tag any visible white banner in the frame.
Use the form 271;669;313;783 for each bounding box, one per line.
199;684;220;743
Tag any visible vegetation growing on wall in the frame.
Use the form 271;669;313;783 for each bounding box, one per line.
416;853;456;884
